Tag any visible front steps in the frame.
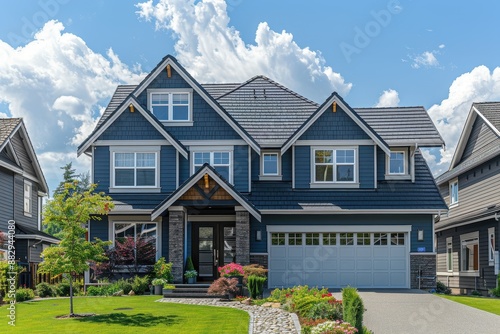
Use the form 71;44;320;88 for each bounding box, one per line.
163;284;223;298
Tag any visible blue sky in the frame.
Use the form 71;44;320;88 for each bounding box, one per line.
1;0;500;194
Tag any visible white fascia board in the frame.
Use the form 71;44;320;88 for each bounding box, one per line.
266;225;412;233
6;140;21;166
0;159;23;174
132;58;260;154
14;235;60;244
281;95;391;156
474;106;500;137
295;140;375;146
260;209;444;215
0;121;22;152
77;98;188;159
151;166;261;221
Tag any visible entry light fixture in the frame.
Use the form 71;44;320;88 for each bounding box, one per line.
417;229;424;241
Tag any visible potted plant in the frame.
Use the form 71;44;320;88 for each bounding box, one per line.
218;263;244;284
207;277;239;300
184;257;197;284
163;283;175;295
151;278;166;295
247;275;267;299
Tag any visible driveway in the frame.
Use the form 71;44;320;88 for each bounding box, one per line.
333;289;500;334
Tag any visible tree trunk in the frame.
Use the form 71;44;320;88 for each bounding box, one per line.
69;273;74;316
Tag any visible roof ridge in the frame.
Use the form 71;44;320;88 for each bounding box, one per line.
355;106;425;110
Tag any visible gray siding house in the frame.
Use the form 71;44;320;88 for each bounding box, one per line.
79;55;447;289
435;102;500;294
0;118;57;287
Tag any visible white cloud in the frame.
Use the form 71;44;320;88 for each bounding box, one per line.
0;112;8;118
439;44;445;49
424;65;500;174
135;0;352;102
0;20;145;195
375;89;400;107
411;51;439;69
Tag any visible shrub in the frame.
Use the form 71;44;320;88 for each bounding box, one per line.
247;275;267;299
306;300;343;321
186;257;195;271
86;286;106;296
310;320;358;334
436;281;451;295
218;263;244;277
490;274;500;297
56;282;71;297
112;278;133;295
16;288;35;302
208;277;239;295
36;282;56;298
152;278;167;286
131;275;150;294
342;287;363;333
153;257;174;283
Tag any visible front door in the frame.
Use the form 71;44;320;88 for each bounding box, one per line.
192;222;236;281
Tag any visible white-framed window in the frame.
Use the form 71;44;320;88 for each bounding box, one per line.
313;148;356;184
24;180;32;215
446;237;453;272
450;179;459;206
113;222;158;265
110;146;160;191
148;89;192;122
262;152;279;176
460;231;479;272
489;227;495;266
388;151;406;174
192;150;232;183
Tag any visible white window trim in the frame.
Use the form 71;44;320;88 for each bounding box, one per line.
190;146;234;184
449;178;459;207
23;180;32;217
446;236;453;272
460;231;479;273
110;220;161;262
109;146;161;193
310;146;358;187
488;227;495;266
260;151;282;181
386;148;410;180
147;88;193;125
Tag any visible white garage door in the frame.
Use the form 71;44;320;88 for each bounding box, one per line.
268;230;409;288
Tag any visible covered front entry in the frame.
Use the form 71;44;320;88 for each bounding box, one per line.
192;222;236;281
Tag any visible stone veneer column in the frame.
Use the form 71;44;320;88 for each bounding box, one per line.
410;253;437;289
235;207;250;265
168;208;185;283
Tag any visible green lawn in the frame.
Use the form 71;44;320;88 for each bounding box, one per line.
438;294;500;316
0;296;249;334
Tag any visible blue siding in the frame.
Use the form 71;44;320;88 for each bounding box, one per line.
179;154;190;184
0;168;14;231
359;145;374;188
234;145;249;192
98;107;164;140
251;150;259;182
250;217;267;253
90;217;109;241
136;67;242;141
377;147;386;180
299;105;371;140
93;146;110;193
260;214;433;252
294;146;311;188
161;146;177;193
282;148;292;181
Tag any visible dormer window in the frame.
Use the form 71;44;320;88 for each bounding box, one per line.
148;89;193;124
260;151;282;180
385;148;410;180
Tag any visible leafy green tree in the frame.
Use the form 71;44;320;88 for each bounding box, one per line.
39;182;114;316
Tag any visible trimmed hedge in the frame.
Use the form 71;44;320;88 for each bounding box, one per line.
341;287;364;332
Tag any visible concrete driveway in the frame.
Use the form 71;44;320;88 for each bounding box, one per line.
333;289;500;334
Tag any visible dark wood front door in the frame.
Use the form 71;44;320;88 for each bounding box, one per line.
192;222;236;281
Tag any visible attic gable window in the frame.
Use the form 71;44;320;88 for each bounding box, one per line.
389;151;405;174
148;89;193;124
24;180;32;216
260;151;282;180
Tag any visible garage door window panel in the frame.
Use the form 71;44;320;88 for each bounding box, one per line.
305;233;320;245
374;233;388;246
288;233;303;246
390;233;405;245
271;233;285;246
340;233;354;245
357;233;371;245
323;233;337;246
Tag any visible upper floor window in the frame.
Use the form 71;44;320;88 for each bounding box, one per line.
193;151;232;183
260;151;282;180
389;151;406;174
148;89;192;122
110;146;160;191
450;179;459;205
24;181;32;216
313;148;356;183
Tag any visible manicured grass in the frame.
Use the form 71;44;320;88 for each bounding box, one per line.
0;296;249;333
438;294;500;316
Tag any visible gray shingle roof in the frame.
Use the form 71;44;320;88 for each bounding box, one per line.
355;107;444;147
202;83;241;99
215;76;319;146
247;150;447;211
0;118;22;147
474;102;500;132
96;85;136;128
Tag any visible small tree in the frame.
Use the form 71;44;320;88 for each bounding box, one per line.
39;182;114;316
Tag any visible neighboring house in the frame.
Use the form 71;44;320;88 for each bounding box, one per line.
435;102;500;294
78;55;446;289
0;118;57;288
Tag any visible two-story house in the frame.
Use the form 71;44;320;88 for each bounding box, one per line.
0;118;57;288
78;55;446;289
435;102;500;294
